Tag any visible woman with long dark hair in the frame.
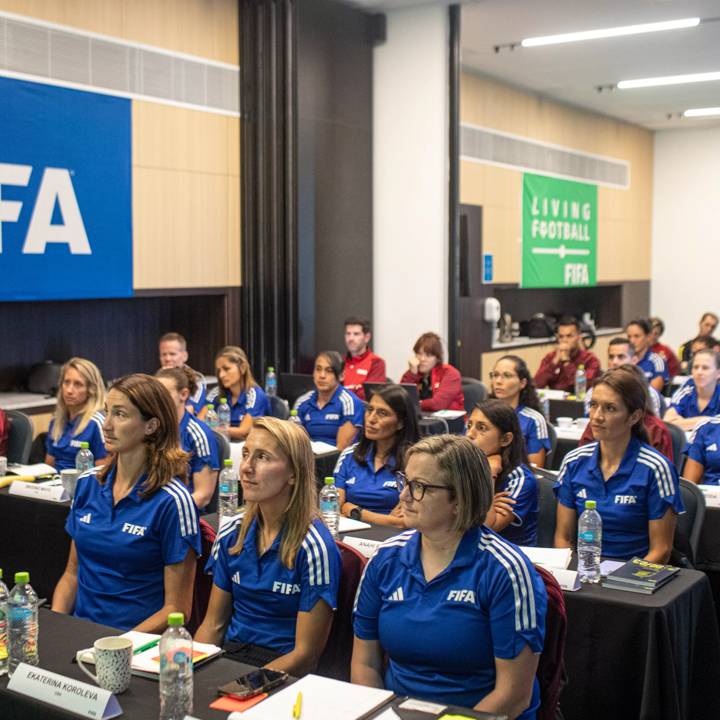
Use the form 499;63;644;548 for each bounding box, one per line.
334;385;420;528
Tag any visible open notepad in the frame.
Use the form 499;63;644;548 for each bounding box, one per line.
78;631;223;679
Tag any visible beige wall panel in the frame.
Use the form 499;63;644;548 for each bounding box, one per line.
1;0;239;64
133;101;231;175
482;207;522;284
30;411;52;438
597;218;651;281
227;117;240;177
133;168;234;289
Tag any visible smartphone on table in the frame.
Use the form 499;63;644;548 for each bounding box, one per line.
218;668;288;699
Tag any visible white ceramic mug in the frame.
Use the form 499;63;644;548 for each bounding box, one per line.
556;416;573;429
76;636;133;694
60;469;80;498
0;456;7;477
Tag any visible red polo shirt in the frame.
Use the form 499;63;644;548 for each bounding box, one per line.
534;348;601;392
401;363;465;412
343;349;387;401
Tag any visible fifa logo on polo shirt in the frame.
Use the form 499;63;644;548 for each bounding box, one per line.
447;589;476;604
273;581;301;595
615;495;637;505
325;413;340;420
121;522;147;536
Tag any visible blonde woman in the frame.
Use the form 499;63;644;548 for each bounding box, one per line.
195;417;341;676
45;357;107;470
205;345;269;441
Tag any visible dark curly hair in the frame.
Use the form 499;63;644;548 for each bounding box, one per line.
490;355;543;413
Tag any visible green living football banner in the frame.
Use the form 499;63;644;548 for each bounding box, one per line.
521;172;597;288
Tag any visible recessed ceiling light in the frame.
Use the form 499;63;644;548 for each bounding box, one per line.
521;17;700;47
683;107;720;118
618;71;720;89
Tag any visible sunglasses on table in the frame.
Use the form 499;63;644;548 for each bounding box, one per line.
396;472;453;501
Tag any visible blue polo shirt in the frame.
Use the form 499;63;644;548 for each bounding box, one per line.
293;386;364;445
333;443;401;514
516;405;551;455
636;350;669;385
353;527;546;716
554;438;684;559
179;410;220;491
670;378;720;419
206;515;341;653
685;418;720;484
498;464;538;546
208;385;270;426
46;412;108;471
65;468;201;631
186;370;207;414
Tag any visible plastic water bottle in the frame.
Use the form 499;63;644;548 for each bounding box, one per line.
577;500;602;584
75;442;94;474
216;397;231;437
265;367;277;397
574;364;587;400
8;571;38;675
159;612;193;720
320;477;340;538
289;409;303;425
218;459;238;521
205;403;219;430
0;569;9;676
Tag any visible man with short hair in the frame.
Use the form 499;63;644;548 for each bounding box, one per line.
680;332;719;373
158;332;207;413
534;316;601;392
342;316;386;401
680;312;719;367
649;317;681;377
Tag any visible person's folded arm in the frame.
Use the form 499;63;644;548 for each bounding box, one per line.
194;584;233;646
533;354;557;390
419;369;462;412
192;465;217;510
228;414;254;441
554;503;576;549
351;636;385;689
682;457;704;484
645;508;676;564
336;421;358;451
51;541;79;614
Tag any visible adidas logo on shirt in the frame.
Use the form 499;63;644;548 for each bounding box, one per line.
709;443;718;452
577;489;587;499
386;586;404;602
232;572;241;585
79;513;92;524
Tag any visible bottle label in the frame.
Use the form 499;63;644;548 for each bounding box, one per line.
220;483;230;493
579;531;596;542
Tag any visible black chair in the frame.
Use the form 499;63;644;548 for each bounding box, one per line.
418;417;449;436
205;430;232;515
461;376;483;385
536;475;558;548
28;431;48;464
657;393;668;419
546;422;558;468
462;382;488;414
278;373;314;407
675;478;706;567
268;395;289;420
664;421;687;475
7;410;33;464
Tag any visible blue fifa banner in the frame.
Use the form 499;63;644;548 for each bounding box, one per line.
0;77;132;300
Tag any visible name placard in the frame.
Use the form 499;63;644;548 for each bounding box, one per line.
9;480;68;502
545;567;581;592
342;535;382;559
7;663;122;718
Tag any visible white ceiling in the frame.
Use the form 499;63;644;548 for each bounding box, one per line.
461;0;720;130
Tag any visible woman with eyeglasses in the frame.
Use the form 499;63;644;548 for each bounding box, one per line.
489;355;551;468
334;385;420;528
466;400;538;546
352;435;546;719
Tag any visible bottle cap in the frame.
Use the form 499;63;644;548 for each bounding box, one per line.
220;397;227;404
585;500;596;510
15;571;29;584
578;364;585;370
223;459;233;467
268;367;275;372
290;410;298;416
168;612;184;627
206;403;214;409
80;441;89;449
324;477;334;485
0;568;3;580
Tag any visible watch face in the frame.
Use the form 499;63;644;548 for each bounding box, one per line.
350;507;362;520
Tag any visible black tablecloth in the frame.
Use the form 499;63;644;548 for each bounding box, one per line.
695;505;720;625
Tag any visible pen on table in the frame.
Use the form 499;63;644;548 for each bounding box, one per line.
292;690;303;719
133;638;161;655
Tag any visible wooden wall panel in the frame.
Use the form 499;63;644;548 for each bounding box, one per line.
0;0;239;64
460;72;653;284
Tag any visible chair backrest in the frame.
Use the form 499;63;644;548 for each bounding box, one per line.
418;416;449;436
676;478;706;565
664;421;686;474
462;382;488;414
546;422;558;469
6;410;33;464
205;430;232;514
278;373;315;407
28;431;48;464
536;475;558;548
316;540;367;681
268;394;290;420
533;565;568;720
461;375;483;385
657;393;668;419
187;518;217;635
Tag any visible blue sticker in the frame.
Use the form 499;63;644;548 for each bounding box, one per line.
0;77;132;300
482;253;493;283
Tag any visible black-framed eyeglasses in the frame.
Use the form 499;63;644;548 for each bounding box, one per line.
396;472;452;501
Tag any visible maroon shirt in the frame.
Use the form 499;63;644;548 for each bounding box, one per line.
534;348;601;392
0;409;7;457
343;349;387;401
651;342;681;378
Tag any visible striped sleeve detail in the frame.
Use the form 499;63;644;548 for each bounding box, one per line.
557;443;596;480
301;524;332;586
505;467;526;499
637;447;675;499
520;407;548;440
339;389;356;416
206;386;219;402
650;353;665;373
333;443;357;474
246;387;257;409
293;391;314;411
670;383;693;406
187;418;211;456
211;515;242;560
161;479;199;537
689;417;719;444
479;534;537;632
90;411;105;441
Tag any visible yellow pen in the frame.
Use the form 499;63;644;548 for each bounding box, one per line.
292;690;303;719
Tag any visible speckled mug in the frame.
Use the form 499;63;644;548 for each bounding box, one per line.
76;636;133;694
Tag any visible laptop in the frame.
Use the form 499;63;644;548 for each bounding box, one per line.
278;373;315;406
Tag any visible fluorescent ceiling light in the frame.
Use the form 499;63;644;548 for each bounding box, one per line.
521;17;700;47
684;107;720;118
618;71;720;89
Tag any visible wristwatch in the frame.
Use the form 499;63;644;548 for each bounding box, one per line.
349;506;363;521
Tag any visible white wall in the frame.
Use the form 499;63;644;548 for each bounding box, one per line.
652;127;720;352
373;6;449;381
